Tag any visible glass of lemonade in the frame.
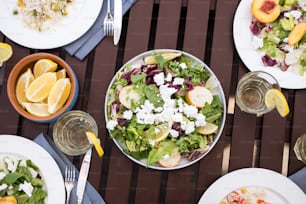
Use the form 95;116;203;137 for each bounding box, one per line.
235;71;280;115
294;133;306;164
53;110;98;156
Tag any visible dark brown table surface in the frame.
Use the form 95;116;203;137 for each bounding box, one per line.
1;0;305;203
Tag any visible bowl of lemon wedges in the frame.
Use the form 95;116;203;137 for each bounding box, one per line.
7;53;79;123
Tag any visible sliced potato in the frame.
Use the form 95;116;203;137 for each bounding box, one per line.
186;86;213;108
158;152;181;168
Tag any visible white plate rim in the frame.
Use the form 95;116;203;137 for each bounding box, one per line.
198;167;306;203
0;134;65;203
104;49;227;170
233;0;306;89
0;0;103;49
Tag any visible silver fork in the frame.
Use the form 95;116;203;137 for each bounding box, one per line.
103;0;114;36
64;166;75;204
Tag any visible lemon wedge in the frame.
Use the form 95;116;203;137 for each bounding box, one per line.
33;59;58;78
15;68;34;107
56;69;66;79
86;131;104;157
48;78;71;114
143;122;172;144
22;102;51;117
144;52;182;65
288;23;306;46
26;72;57;102
197;123;218;135
264;89;290;117
0;42;13;65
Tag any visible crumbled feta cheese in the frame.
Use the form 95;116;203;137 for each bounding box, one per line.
173;77;185;85
5;157;18;172
153;72;165;86
298;0;306;10
149;140;155;146
284;10;302;21
181;121;195;134
159;85;177;101
123;110;133;120
195;114;206;127
162;154;170;160
106;120;118;131
165;73;173;82
0;172;6;181
29;167;38;179
183;105;198;118
172;113;183;123
7;185;14;195
19;181;34;197
0;183;7;191
180;63;187;69
170;129;179;137
252;36;263;49
19;159;27;167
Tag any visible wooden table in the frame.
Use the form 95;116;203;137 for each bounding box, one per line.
1;0;305;203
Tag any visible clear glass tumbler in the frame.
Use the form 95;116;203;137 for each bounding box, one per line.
294;133;306;164
236;71;280;115
53;110;98;156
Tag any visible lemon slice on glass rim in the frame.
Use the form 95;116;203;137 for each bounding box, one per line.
86;131;104;157
264;89;290;117
0;42;13;66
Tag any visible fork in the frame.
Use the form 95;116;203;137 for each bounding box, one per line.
64;166;75;204
103;0;114;36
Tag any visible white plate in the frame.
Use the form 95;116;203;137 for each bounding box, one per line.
0;135;65;203
104;49;227;170
233;0;306;89
0;0;103;49
199;168;306;203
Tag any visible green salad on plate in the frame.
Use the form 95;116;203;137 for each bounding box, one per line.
105;50;226;169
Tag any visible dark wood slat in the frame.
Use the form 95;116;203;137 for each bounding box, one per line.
289;89;306;174
183;0;210;59
195;0;240;201
154;0;182;49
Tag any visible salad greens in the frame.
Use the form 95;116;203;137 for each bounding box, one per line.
106;51;224;168
250;0;306;74
0;155;47;204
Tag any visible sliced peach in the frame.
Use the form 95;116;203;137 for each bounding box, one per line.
288;23;306;46
251;0;281;23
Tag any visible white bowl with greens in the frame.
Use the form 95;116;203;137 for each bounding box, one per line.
105;49;226;170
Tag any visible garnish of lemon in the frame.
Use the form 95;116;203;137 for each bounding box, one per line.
86;131;104;157
143;122;172;144
15;68;34;107
197;123;218;135
264;89;290;117
47;78;71;114
33;59;58;78
0;42;13;65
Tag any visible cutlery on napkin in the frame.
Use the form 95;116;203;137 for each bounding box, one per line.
34;132;105;204
64;0;136;61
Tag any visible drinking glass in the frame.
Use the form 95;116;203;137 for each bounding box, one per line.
53;110;98;156
235;71;280;115
294;133;306;164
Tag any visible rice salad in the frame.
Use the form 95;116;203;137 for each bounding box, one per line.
14;0;73;31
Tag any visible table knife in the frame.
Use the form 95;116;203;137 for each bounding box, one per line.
113;0;122;45
76;148;92;204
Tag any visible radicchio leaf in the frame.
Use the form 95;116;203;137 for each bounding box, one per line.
262;55;277;67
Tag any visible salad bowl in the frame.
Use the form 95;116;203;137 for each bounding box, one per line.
105;49;226;170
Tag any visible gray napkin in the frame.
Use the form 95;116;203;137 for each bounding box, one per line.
34;132;105;204
289;167;306;194
64;0;136;60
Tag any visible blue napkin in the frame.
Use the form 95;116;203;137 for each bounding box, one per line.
289;167;306;194
64;0;136;60
34;132;105;204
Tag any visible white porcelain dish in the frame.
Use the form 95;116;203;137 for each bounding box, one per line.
104;49;227;170
233;0;306;89
0;0;103;49
0;135;65;203
199;168;306;203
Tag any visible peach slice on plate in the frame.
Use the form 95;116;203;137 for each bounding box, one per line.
251;0;281;23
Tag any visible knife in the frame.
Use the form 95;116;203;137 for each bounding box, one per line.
113;0;122;45
76;148;92;204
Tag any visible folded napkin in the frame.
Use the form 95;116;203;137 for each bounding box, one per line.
34;132;105;204
289;167;306;194
64;0;136;60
